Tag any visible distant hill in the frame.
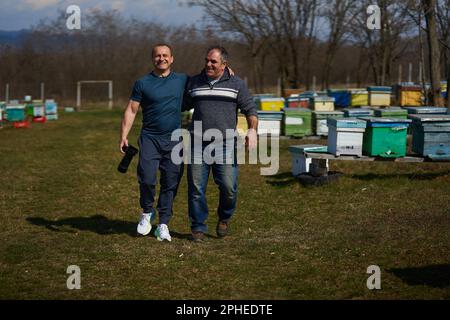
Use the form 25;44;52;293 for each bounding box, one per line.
0;30;30;46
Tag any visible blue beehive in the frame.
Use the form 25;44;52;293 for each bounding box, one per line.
402;106;448;115
327;89;350;108
45;100;58;115
409;114;450;160
343;108;374;118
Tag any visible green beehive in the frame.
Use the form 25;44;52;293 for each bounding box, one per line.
282;108;312;137
374;107;408;119
26;103;34;116
360;117;411;158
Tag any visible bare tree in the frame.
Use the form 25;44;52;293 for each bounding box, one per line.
320;0;358;90
190;0;318;92
188;0;268;92
349;0;414;86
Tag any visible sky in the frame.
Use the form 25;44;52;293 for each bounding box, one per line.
0;0;204;31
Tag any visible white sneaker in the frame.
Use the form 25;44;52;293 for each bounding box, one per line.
137;213;154;236
155;224;172;242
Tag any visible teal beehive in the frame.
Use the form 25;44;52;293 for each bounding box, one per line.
6;105;26;122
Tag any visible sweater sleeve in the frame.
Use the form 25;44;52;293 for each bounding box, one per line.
181;76;194;111
237;80;258;118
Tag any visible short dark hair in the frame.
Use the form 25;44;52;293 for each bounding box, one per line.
206;46;228;64
152;44;173;57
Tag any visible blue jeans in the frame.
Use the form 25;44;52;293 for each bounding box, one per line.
187;140;238;233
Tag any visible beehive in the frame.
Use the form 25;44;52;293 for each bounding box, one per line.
360;117;411;158
310;96;335;111
409;114;450;160
327;118;367;157
327;89;350;108
289;145;328;175
403;106;448;115
6;105;26;122
374;108;408;119
312;111;344;136
282;108;312;137
368;86;392;106
343;108;374;118
259;97;285;111
398;85;423;106
350;89;369;107
257;111;283;135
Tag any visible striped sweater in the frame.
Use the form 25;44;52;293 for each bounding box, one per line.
183;68;258;137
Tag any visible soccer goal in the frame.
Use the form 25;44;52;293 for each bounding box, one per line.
76;80;113;110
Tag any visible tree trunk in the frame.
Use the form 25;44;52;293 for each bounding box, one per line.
422;0;443;106
447;58;450;109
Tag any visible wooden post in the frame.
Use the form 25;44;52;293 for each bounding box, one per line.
408;63;413;83
76;81;81;111
398;64;402;84
108;81;113;110
5;83;9;103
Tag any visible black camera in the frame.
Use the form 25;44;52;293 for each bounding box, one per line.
118;145;139;173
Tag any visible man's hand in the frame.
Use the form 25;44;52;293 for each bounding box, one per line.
245;128;257;150
120;138;128;154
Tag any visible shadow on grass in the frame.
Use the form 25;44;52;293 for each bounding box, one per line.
265;172;298;187
350;170;450;181
389;264;450;288
27;215;137;236
26;215;194;239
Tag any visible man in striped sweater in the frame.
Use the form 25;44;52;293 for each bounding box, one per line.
184;46;258;242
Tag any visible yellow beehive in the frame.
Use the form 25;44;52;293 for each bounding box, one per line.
259;98;285;111
399;90;422;106
236;115;248;136
350;90;369;106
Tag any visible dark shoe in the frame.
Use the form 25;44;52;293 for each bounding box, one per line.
216;221;230;238
190;231;205;242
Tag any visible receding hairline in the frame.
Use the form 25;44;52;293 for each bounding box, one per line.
206;46;228;64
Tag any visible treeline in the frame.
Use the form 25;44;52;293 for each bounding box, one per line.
0;0;448;106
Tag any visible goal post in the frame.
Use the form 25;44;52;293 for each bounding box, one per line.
76;80;113;110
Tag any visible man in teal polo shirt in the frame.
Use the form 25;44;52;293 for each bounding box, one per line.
120;44;187;242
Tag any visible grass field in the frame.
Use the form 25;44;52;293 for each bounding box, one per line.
0;109;449;300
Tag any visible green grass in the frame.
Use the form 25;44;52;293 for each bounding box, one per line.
0;109;449;299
